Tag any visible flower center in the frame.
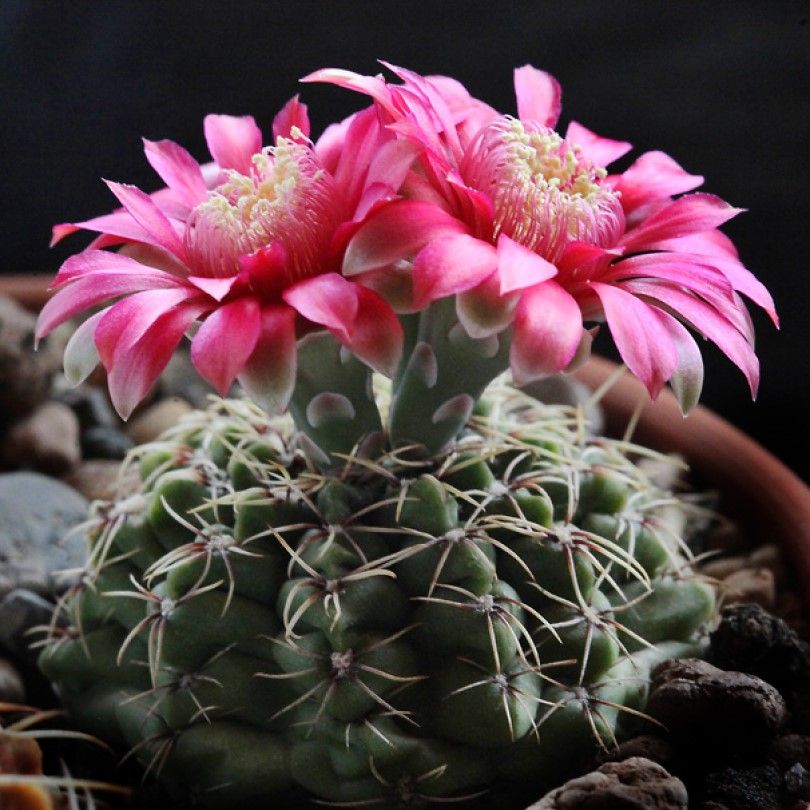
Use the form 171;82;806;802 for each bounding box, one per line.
185;137;339;281
461;117;624;262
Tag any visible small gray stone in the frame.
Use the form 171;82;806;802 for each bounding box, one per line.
64;459;138;502
0;588;57;663
2;401;81;474
0;657;25;703
55;384;118;430
528;757;688;809
159;350;218;409
0;295;55;423
126;397;194;445
521;375;605;435
0;472;88;595
81;425;134;460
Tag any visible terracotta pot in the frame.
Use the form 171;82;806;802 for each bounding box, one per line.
3;275;808;606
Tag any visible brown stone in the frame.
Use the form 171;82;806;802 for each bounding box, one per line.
126;397;193;445
722;567;776;609
2;402;81;475
528;757;688;809
699;554;748;581
64;459;137;502
747;543;787;584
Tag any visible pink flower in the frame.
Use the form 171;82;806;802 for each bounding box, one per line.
308;64;778;411
37;98;412;418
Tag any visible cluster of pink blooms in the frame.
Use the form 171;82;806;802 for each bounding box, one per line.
37;63;777;419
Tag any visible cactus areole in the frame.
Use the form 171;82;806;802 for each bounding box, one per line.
37;64;775;807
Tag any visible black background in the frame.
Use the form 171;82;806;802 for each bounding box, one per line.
2;1;807;479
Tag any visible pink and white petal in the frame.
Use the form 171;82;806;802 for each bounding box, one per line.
622;279;759;398
238;305;298;413
50;247;184;288
186;275;239;302
496;234;558;294
190;297;262;395
343;199;468;277
356;262;417;313
62;308;109;385
513;65;562;128
363;139;421;199
413;234;498;308
457;273;519;339
601;252;734;300
589;281;679;398
107;300;209;419
104;181;187;261
272;95;311;143
37;261;185;340
301;68;398;116
51;209;152;247
203;114;262;174
621;193;743;252
142;139;207;209
341;284;404;377
282;273;359;343
647;234;778;327
565;121;632;167
510;281;583;385
612;151;705;212
657;313;704;414
94;287;201;370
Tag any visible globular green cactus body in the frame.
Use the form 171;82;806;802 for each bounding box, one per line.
40;390;715;808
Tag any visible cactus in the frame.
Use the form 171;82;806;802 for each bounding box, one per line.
39;386;715;808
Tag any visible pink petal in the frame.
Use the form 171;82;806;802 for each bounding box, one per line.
601;252;734;300
51;247;183;288
62;308;109;385
203;114;262;174
612;151;704;212
510;281;583;385
104;181;187;261
301;68;398;116
622;279;760;398
342;284;404;377
238;305;298;413
457;273;519;339
36;253;185;339
186;275;239;302
513;66;562;128
647;232;778;327
412;234;497;308
52;209;152;247
496;234;558;294
272;95;311;143
589;282;679;398
142;139;207;209
107;299;209;419
190;297;262;395
565;121;632;167
94;287;201;370
343;199;467;277
621;193;743;252
282;272;358;342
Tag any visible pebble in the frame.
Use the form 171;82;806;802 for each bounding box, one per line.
528;757;688;809
709;604;810;695
126;396;194;444
648;658;787;752
722;568;776;609
785;763;810;802
748;543;788;584
0;658;24;703
0;472;88;595
159;350;218;409
772;735;810;770
0;589;57;665
81;425;133;460
1;402;81;475
64;459;129;502
54;384;118;430
600;734;680;772
700;554;748;581
520;375;605;436
704;520;753;555
0;295;53;423
700;763;781;810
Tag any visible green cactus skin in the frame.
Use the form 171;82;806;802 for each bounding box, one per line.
39;390;716;808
